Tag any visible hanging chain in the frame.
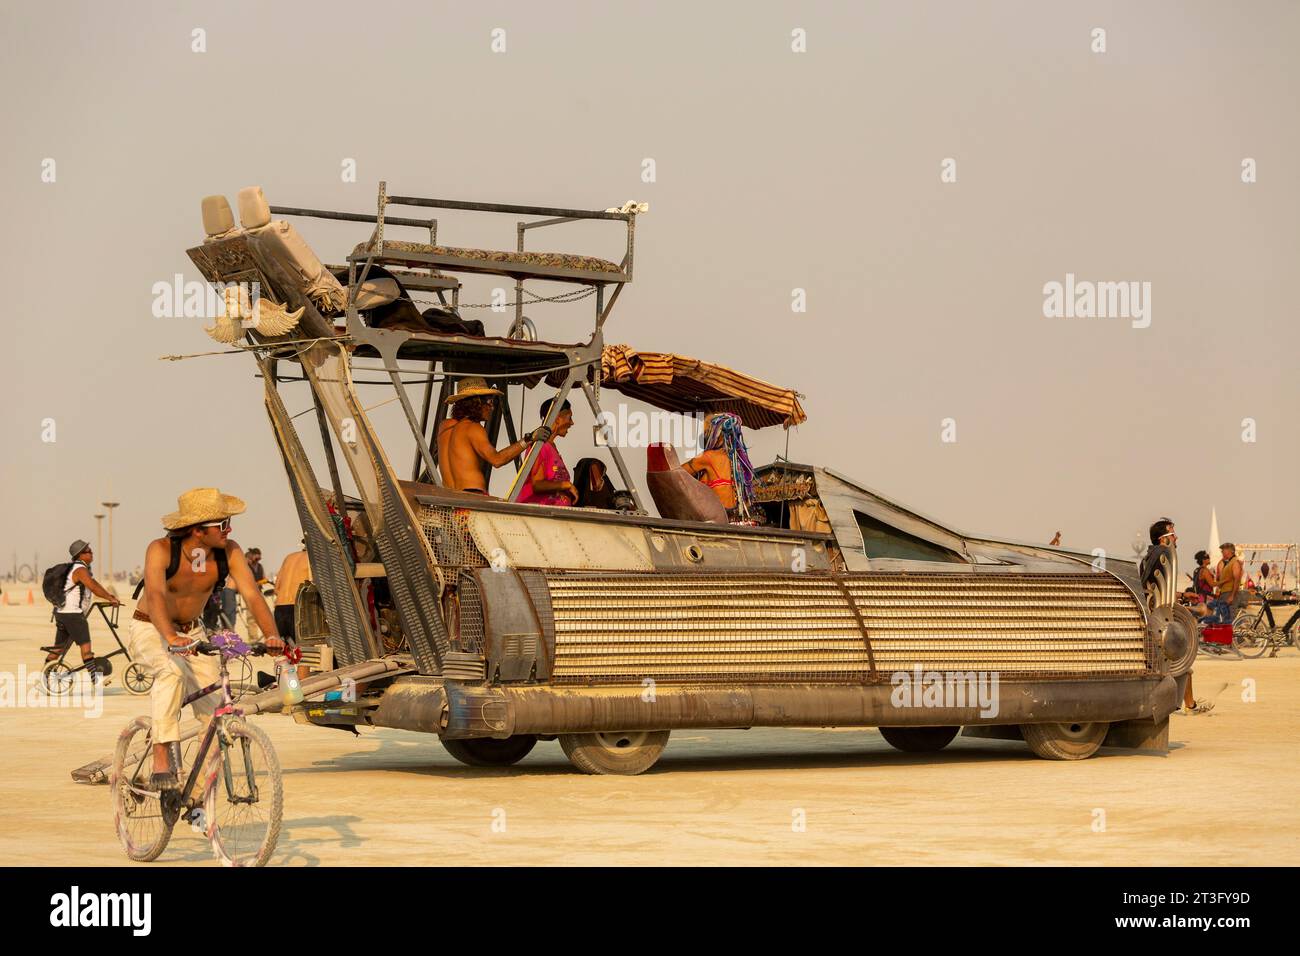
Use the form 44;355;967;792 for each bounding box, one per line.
450;286;597;309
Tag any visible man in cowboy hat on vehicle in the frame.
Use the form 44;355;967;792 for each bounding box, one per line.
436;377;552;494
129;488;284;789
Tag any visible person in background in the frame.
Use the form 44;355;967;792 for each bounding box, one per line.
1189;550;1215;614
273;545;312;643
1213;542;1245;624
517;398;579;506
1141;518;1213;715
203;572;239;631
246;548;267;585
43;540;120;670
573;457;619;509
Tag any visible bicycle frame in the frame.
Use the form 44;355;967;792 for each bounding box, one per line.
48;602;133;672
125;642;259;808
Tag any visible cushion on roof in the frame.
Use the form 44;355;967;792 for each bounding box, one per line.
352;239;622;276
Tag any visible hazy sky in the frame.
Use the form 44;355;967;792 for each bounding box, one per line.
2;1;1297;579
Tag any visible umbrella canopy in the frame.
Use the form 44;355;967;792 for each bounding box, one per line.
573;344;806;429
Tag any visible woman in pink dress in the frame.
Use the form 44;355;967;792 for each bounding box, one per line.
517;398;579;506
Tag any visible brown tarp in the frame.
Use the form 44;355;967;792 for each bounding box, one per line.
554;344;806;429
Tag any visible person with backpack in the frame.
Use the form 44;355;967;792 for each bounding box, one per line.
129;488;285;790
42;540;120;669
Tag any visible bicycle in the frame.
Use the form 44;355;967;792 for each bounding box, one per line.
1232;596;1300;659
110;632;283;867
40;602;154;696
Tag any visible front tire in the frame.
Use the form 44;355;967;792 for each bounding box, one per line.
204;719;283;867
1022;721;1108;760
879;726;960;753
442;735;538;767
559;730;670;775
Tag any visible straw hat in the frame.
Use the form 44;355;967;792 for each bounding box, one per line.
162;487;247;531
443;377;503;404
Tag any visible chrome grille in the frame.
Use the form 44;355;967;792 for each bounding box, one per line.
546;571;1149;684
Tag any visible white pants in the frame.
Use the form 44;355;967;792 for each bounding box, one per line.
128;616;221;744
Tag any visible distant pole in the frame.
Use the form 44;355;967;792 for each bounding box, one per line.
94;514;105;568
102;501;120;581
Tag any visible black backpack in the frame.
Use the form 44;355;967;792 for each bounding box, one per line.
42;561;85;608
131;538;229;600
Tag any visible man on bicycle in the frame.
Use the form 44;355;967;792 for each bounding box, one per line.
44;539;121;670
129;488;284;789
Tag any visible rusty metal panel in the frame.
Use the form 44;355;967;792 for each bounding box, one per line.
645;529;831;571
456;569;556;683
467;510;654;571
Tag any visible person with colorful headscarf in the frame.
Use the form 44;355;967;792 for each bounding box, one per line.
682;412;756;520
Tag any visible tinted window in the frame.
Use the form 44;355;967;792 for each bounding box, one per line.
855;511;963;562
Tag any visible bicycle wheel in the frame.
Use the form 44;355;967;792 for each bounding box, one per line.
1232;613;1267;658
40;660;74;696
203;719;282;867
111;716;175;862
122;661;153;695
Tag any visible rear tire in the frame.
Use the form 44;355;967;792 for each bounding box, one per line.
1232;621;1269;658
442;735;538;767
1022;721;1108;760
879;726;960;753
560;730;670;775
204;719;282;867
111;716;174;862
123;662;153;695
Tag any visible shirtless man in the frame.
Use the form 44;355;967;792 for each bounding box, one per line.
129;487;283;788
436;377;551;493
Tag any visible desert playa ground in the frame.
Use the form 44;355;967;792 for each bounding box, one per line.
1;586;1297;867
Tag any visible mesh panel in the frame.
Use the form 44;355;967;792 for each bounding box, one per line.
457;572;485;656
263;386;373;666
374;470;450;672
518;569;555;641
418;504;488;569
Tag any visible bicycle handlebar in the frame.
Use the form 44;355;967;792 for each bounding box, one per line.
168;640;272;657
